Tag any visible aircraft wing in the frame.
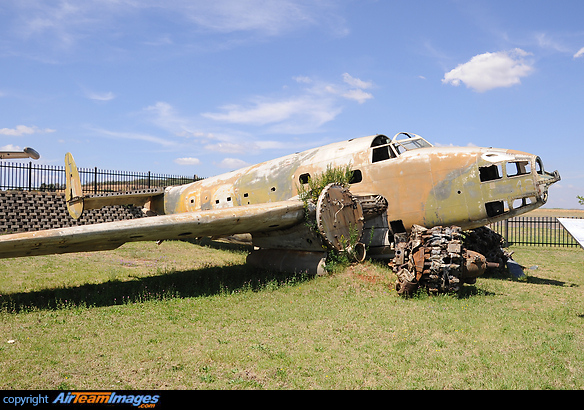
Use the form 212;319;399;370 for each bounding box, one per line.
557;218;584;250
0;200;305;259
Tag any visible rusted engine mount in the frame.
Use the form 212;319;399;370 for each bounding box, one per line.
392;225;494;296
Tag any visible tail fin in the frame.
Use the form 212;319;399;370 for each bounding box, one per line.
65;152;84;219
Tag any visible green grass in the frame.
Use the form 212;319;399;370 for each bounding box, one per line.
1;240;583;389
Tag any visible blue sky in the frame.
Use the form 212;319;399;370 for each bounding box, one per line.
1;0;583;208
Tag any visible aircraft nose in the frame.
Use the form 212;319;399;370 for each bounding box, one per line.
533;155;560;187
538;168;561;187
535;166;560;202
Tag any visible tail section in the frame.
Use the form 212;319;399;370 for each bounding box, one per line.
65;152;84;219
64;152;166;219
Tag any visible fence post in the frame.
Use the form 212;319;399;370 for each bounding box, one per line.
94;167;98;194
503;218;509;244
28;162;32;191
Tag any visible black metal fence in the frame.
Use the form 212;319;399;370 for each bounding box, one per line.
0;160;199;194
489;216;582;248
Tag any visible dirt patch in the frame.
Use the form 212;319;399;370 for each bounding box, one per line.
346;262;393;286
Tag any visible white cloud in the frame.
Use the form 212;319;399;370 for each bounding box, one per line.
204;142;249;154
86;91;116;101
144;102;199;135
202;96;339;128
91;128;177;148
6;0;346;52
1;144;22;151
202;73;374;132
143;35;173;47
180;0;317;36
0;125;36;136
174;157;200;166
293;76;312;84
341;89;373;104
217;158;250;170
254;140;296;150
442;49;534;92
574;47;584;59
342;73;373;89
0;125;55;136
535;33;570;54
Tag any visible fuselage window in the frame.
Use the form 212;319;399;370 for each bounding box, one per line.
299;173;310;184
371;135;397;163
507;161;531;178
485;201;506;217
479;164;503;182
350;169;363;184
372;145;397;163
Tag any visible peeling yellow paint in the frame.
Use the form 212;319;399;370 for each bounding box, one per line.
162;133;559;234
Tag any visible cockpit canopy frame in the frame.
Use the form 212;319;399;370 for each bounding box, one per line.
371;132;433;163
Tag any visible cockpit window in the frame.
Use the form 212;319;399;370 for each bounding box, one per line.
393;138;432;154
371;134;396;162
536;157;544;175
371;135;391;147
506;161;531;178
371;132;432;163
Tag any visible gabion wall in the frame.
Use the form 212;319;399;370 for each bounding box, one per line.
0;190;144;234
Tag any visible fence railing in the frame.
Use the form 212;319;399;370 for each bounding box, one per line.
0;160;200;194
489;216;582;248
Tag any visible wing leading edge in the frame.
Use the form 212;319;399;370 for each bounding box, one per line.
0;200;305;259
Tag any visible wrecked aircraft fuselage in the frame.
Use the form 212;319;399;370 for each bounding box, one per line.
157;132;559;253
0;132;560;295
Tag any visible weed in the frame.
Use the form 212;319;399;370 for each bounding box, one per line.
296;163;362;272
296;163;354;205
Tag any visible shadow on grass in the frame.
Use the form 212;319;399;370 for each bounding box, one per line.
457;285;496;298
481;268;575;288
0;262;314;314
522;276;574;287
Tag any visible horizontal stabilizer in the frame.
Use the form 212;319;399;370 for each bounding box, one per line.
83;188;165;210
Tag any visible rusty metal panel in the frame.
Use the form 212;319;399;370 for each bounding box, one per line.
316;183;364;251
